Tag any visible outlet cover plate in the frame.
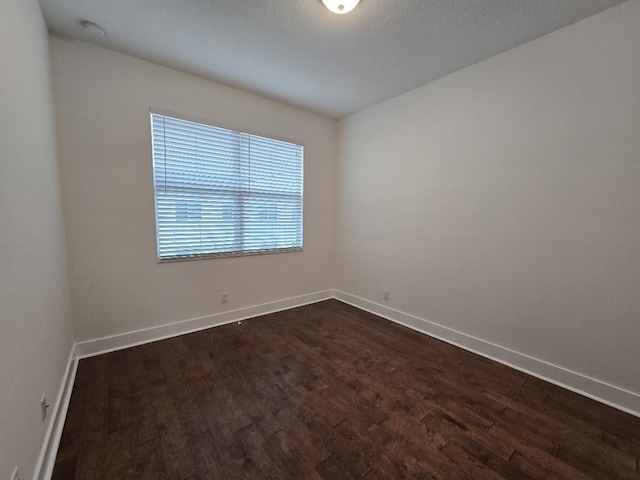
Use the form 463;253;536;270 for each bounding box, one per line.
40;395;49;422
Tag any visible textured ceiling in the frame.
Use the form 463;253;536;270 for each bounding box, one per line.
40;0;626;119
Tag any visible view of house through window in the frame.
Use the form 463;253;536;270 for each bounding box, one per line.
151;112;304;261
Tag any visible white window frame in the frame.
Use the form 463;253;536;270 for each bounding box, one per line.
150;109;304;262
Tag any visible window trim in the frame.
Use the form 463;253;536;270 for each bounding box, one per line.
149;108;304;263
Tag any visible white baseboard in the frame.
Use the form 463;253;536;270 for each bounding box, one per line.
333;290;640;418
33;344;78;480
75;290;334;359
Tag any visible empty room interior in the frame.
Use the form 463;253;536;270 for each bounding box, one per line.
3;0;640;479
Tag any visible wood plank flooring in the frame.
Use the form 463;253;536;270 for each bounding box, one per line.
52;300;640;479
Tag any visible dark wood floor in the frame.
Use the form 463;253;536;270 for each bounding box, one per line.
52;300;640;479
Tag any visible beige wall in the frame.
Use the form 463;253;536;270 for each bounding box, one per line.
0;0;74;478
0;2;637;475
50;37;337;342
336;1;640;394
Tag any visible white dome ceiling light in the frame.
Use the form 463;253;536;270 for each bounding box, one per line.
322;0;361;15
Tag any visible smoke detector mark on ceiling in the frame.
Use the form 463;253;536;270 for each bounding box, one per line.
79;20;105;38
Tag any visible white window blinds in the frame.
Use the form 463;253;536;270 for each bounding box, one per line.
151;112;304;261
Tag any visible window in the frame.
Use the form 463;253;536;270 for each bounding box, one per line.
150;112;304;261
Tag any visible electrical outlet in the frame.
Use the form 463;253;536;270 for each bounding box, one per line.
40;395;49;422
383;290;390;301
11;467;19;480
221;293;229;305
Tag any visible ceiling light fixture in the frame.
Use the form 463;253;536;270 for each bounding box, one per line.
322;0;361;15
